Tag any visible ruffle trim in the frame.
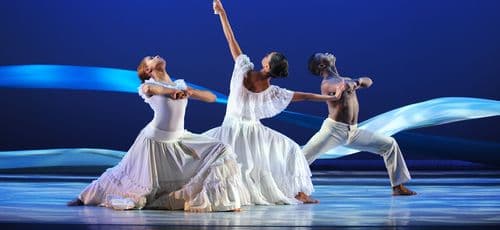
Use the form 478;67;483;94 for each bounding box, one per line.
246;85;293;119
230;54;254;92
234;54;254;72
80;165;195;210
172;155;251;212
81;169;151;209
228;54;293;120
228;85;293;120
86;152;250;211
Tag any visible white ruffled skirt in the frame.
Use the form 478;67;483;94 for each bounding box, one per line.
78;124;251;211
203;117;314;205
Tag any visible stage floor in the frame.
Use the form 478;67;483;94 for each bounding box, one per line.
1;171;499;229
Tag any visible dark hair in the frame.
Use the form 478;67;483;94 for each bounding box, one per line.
268;52;289;78
308;54;323;76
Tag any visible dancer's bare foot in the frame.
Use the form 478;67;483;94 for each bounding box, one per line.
295;192;319;204
67;198;84;206
392;184;417;196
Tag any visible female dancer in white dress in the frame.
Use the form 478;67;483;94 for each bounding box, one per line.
67;55;250;212
205;0;343;205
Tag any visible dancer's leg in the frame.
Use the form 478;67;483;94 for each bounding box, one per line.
346;128;416;195
303;119;347;164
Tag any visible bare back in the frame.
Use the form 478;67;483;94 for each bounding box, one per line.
321;76;359;125
244;71;271;93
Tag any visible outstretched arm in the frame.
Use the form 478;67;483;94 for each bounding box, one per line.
213;0;243;61
292;91;342;102
185;87;217;103
292;80;346;102
141;84;186;100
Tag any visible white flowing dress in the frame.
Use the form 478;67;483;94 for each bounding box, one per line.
204;54;314;205
78;79;250;211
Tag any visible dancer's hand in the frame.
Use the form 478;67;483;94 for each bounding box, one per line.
213;0;225;15
184;87;195;97
183;87;217;103
169;90;186;100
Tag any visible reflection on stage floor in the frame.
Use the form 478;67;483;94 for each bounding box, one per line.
1;171;499;228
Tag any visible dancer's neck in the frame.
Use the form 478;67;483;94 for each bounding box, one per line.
321;68;340;79
258;69;272;80
151;71;172;83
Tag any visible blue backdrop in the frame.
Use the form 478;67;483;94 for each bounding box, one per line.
0;0;499;161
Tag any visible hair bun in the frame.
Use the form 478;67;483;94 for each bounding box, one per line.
269;52;289;78
279;69;289;77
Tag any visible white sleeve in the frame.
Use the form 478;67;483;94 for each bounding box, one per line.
230;54;254;91
137;83;155;103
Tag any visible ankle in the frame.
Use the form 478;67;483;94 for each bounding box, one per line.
393;184;403;189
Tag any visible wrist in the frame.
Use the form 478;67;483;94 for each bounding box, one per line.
354;80;360;87
218;10;227;16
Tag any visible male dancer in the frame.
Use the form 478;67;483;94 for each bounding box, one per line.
303;52;416;195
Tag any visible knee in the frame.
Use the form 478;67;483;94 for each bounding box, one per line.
380;137;397;156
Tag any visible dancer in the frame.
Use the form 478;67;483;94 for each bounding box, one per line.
205;0;343;205
303;52;416;195
67;55;250;211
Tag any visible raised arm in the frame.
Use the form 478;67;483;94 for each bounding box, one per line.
213;0;243;61
185;87;217;103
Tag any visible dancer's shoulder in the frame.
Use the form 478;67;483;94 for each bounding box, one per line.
234;54;253;69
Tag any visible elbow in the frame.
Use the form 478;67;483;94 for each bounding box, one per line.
141;85;152;95
363;77;373;87
365;78;373;88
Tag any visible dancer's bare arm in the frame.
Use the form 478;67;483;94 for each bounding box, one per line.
185;87;217;103
214;0;243;61
141;84;186;100
292;91;341;102
294;79;346;102
345;77;373;89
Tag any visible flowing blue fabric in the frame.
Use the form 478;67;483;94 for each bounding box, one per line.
0;64;498;166
318;97;500;159
0;64;228;103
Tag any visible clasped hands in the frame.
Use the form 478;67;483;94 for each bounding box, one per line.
169;87;194;100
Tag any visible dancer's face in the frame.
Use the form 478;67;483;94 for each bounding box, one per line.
318;53;336;68
261;52;276;72
143;55;166;71
309;52;338;76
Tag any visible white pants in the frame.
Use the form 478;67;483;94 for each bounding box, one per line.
303;118;411;186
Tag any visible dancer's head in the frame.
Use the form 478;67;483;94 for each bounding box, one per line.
261;52;289;78
308;52;338;76
137;55;166;82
